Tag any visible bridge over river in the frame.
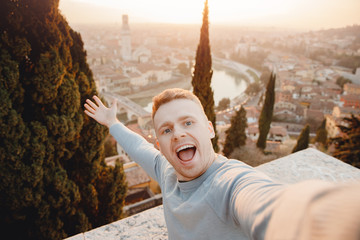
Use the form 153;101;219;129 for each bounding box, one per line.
101;92;150;120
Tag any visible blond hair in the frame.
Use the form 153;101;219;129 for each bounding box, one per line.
152;88;204;119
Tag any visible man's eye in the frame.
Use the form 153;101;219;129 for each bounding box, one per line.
185;121;192;126
164;128;171;134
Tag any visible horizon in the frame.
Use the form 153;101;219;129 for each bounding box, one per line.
59;0;360;31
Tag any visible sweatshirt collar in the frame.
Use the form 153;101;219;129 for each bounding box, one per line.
178;154;227;192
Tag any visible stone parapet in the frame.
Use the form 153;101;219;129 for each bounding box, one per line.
124;193;163;216
256;148;360;183
65;148;360;240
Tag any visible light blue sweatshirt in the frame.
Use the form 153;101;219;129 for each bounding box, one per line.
110;123;287;240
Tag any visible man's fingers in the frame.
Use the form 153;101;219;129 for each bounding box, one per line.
93;95;105;108
84;110;95;119
86;99;98;110
84;103;96;114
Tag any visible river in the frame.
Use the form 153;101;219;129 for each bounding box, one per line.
211;66;249;105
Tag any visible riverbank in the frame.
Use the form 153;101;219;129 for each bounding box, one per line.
213;57;261;84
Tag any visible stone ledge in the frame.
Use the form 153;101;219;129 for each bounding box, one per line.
124;193;163;216
66;206;167;240
256;148;360;184
65;148;360;240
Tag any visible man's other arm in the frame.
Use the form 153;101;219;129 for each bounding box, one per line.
230;170;360;240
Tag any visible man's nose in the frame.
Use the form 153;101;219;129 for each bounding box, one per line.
173;126;186;141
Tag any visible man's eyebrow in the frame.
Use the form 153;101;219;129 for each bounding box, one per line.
178;115;195;121
157;121;172;130
157;115;195;130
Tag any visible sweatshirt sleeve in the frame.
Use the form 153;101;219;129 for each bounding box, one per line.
231;172;360;240
230;166;285;240
264;180;360;240
109;122;166;183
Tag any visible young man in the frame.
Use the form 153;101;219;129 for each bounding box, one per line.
84;88;360;240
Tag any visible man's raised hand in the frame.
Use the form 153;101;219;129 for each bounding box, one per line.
84;96;119;128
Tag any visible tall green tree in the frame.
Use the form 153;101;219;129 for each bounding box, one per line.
0;1;126;239
331;114;360;168
292;125;310;153
223;106;247;157
192;0;218;152
314;118;328;146
256;72;276;150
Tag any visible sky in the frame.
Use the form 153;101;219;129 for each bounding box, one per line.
59;0;360;30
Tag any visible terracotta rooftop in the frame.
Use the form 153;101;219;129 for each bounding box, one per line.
125;165;151;188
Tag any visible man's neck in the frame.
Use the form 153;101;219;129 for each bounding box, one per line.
177;153;218;183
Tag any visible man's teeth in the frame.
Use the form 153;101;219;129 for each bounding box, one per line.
176;145;194;153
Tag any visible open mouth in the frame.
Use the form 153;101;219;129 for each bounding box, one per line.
176;144;197;161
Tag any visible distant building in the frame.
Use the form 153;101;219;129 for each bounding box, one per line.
344;83;360;95
244;106;260;124
234;42;248;57
273;108;302;123
276;90;292;102
215;105;260;126
123;162;153;205
247;124;289;143
314;68;335;82
340;94;360;108
103;74;131;94
132;46;152;63
322;82;341;99
308;99;335;115
326;106;360;138
274;100;297;112
267;126;289;142
121;15;132;61
280;79;297;92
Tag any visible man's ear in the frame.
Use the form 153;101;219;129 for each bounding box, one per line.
156;140;160;149
208;121;215;139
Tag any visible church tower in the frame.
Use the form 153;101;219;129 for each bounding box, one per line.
121;15;132;61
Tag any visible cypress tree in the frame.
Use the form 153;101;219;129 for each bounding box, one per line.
223;106;247;157
314;118;328;146
192;0;218;152
331;114;360;168
256;72;276;150
292;124;310;153
0;1;126;239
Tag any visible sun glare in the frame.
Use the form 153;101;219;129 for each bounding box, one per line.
62;0;295;24
211;0;294;19
60;0;360;29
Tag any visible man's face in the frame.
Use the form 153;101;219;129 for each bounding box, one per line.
153;99;216;181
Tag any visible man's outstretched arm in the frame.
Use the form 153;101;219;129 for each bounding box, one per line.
84;95;165;183
231;175;360;240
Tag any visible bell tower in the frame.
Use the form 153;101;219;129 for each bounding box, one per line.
121;15;132;61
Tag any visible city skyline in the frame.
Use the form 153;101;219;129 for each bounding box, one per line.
59;0;360;30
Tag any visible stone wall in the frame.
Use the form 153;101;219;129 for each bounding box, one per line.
65;148;360;240
123;193;162;216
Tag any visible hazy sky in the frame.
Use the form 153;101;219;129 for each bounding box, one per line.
59;0;360;30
